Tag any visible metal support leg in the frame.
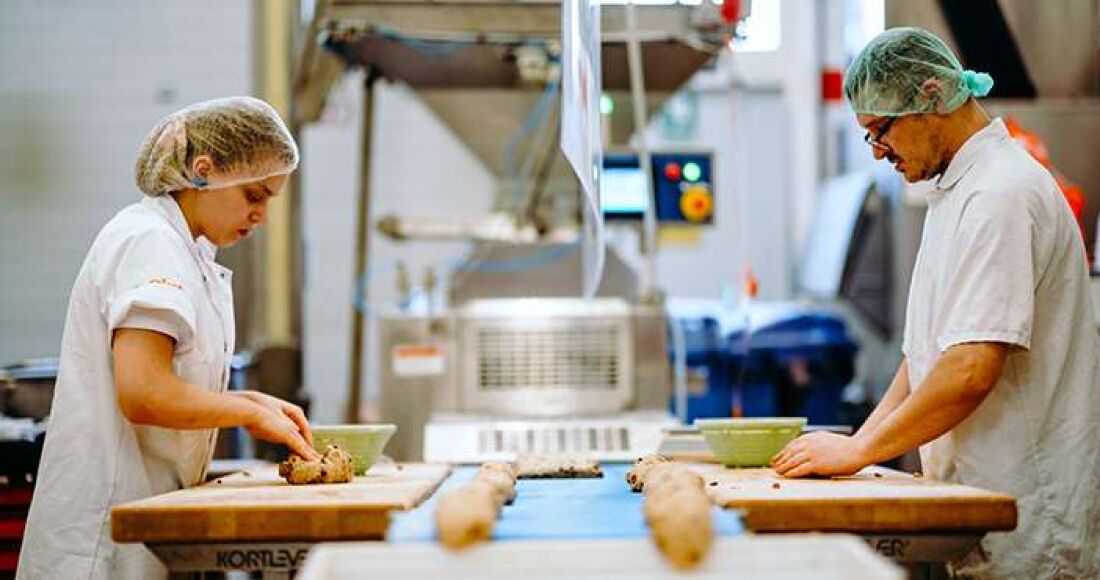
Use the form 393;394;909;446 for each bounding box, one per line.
345;70;380;423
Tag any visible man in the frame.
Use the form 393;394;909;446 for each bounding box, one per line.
772;27;1100;578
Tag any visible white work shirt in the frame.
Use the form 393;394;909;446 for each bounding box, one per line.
904;118;1100;578
18;194;235;580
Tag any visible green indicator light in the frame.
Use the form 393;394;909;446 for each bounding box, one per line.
682;162;702;182
600;94;614;115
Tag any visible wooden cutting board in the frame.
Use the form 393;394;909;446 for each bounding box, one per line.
702;465;1017;533
112;462;451;543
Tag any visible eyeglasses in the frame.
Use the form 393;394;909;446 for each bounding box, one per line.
863;115;900;151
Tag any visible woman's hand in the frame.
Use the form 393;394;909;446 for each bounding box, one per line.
771;432;871;478
233;391;319;461
112;329;320;461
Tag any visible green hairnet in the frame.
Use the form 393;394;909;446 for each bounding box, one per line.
843;27;994;117
134;96;299;196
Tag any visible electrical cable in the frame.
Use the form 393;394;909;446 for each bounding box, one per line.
504;76;561;210
449;242;580;274
523;100;564;227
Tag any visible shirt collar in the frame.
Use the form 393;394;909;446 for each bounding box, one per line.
141;194;218;262
935;118;1009;191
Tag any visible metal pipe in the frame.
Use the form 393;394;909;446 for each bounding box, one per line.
257;0;297;347
293;0;332;101
670;316;688;425
625;2;658;303
346;72;379;423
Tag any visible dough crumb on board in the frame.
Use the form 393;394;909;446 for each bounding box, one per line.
514;455;603;479
278;444;354;485
435;461;519;550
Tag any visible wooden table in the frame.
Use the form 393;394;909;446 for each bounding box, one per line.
700;465;1017;564
111;462;451;578
110;462;1017;576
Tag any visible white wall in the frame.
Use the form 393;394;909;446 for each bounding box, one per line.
0;1;253;362
781;0;822;261
631;0;816;300
624;84;792;301
299;73;362;423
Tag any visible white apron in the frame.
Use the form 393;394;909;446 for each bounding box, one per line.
904;119;1100;578
18;194;235;579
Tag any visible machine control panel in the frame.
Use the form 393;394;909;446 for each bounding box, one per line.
602;152;715;225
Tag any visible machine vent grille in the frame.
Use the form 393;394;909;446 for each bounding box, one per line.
476;325;620;391
476;426;631;454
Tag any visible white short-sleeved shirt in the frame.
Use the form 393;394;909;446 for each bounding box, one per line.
904;119;1100;578
18;195;234;580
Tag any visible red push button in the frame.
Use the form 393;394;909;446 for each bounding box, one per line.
663;162;682;181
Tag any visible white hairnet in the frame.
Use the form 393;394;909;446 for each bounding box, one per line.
844;27;994;117
135;96;299;196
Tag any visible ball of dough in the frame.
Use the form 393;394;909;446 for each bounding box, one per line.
278;444;354;485
644;470;704;500
434;487;498;550
650;501;714;569
480;461;518;479
464;478;511;509
474;467;517;504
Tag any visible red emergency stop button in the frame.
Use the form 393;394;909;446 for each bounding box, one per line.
663;162;682;181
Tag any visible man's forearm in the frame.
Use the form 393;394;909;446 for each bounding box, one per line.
856;344;1005;465
855;358;910;439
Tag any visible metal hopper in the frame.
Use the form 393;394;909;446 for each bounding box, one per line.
296;0;738;217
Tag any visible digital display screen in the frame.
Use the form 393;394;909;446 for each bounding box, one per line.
601;166;649;216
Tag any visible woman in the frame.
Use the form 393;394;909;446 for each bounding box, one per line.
18;96;320;579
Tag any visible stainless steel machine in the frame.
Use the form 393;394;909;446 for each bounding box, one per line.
294;0;748;462
379;297;673;461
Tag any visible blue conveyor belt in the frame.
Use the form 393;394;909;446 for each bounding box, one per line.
388;463;745;542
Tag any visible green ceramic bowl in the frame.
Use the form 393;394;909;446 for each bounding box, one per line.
310;424;396;475
694;417;806;468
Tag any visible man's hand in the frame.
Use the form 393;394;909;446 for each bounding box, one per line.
233;391;319;461
771;432;871;478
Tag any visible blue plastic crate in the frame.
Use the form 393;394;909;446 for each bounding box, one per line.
722;307;857;425
667;315;734;422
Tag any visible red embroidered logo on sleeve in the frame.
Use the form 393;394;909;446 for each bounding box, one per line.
148;277;184;290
